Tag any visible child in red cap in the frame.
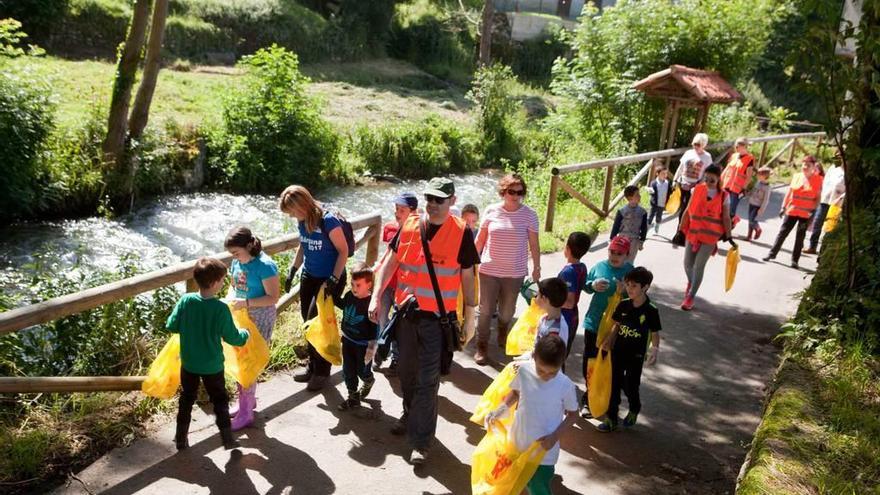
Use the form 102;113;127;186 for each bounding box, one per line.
578;235;634;419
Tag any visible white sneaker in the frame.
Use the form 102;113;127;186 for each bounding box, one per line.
410;449;428;465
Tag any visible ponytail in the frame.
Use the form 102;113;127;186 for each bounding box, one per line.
224;226;262;257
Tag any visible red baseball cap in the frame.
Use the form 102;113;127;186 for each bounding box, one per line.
609;235;631;254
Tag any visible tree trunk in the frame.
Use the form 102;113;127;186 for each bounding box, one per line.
479;0;493;67
102;0;152;167
128;0;168;141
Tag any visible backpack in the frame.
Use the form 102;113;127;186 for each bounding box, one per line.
321;210;355;258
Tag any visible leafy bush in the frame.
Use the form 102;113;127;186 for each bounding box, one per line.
207;45;341;191
467;64;529;167
0;24;55;223
552;0;784;154
496;24;568;86
389;0;476;84
353;114;481;178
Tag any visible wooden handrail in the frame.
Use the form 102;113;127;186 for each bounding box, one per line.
0;212;383;335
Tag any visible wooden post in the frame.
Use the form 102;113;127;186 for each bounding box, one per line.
664;102;681;169
815;135;824;156
699;103;711;132
764;139;794;168
693;105;705;135
758;141;769;167
658;101;672;151
787;138;798;167
365;223;380;266
0;376;146;393
545;174;560;232
602;165;615;214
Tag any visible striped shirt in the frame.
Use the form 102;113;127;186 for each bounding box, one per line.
479;203;539;278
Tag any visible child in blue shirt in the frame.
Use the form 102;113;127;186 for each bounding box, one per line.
580;235;634;418
335;263;378;410
557;232;591;356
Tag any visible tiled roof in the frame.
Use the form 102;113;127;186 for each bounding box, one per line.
633;65;742;103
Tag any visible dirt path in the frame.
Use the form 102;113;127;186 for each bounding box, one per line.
55;186;814;495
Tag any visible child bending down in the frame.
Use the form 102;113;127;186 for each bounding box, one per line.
486;334;579;495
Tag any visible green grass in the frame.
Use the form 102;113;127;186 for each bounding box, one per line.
737;345;880;495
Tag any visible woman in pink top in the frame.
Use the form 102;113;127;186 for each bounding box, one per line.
474;173;541;365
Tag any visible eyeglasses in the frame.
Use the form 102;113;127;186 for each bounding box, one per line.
424;195;448;204
504;188;525;196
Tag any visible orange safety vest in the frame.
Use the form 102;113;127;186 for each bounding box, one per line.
720;152;754;194
395;214;466;314
685;184;727;246
784;173;823;218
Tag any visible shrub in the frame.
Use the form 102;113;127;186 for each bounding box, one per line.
496;24;568;86
207;45;341;192
0;26;55;223
467;64;524;167
162;15;236;60
353;115;480;179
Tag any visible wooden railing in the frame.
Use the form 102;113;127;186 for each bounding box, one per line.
0;212;384;394
544;131;826;232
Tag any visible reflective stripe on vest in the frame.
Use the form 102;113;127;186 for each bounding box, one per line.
686;184;726;246
721;153;753;194
785;173;823;218
394;214;466;314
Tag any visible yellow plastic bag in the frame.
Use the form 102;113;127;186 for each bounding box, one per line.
470;362;519;426
471;424;546;495
823;204;842;233
303;287;342;366
725;245;740;292
142;335;181;399
588;350;613;418
223;307;271;388
596;291;622;345
665;186;681;214
505;299;546;356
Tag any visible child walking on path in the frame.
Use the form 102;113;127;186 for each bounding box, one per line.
533;278;569;349
167;257;250;450
747;167;772;241
610;185;648;263
597;267;661;432
647;162;670;234
580;235;634;418
335;264;378;410
558;232;591;354
485;334;579;495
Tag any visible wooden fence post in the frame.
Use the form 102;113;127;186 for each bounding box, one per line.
815;135;824;156
365;224;380;266
787;138;799;167
545;174;560;232
602;165;615;214
758;141;769;167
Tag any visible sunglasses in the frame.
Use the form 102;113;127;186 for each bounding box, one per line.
504;188;525;196
424;195;448;204
610;249;627;256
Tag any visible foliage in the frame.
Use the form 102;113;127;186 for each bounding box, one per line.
467;64;524;167
353;114;481;178
495;24;568;86
551;0;785;154
389;0;477;84
0;23;55;223
207;45;341;192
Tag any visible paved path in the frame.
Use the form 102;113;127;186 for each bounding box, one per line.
56;186;817;495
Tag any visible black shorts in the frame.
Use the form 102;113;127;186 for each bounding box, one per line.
583;330;598;359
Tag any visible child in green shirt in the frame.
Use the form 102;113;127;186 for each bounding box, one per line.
166;257;250;450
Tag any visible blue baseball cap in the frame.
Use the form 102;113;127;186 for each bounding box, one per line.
394;192;418;210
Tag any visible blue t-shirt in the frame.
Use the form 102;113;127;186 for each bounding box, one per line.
231;252;279;299
582;259;634;333
559;262;588;332
298;212;342;278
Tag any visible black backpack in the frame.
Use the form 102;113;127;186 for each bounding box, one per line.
321;210;355;258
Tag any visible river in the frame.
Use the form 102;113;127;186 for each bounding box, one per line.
0;173;502;298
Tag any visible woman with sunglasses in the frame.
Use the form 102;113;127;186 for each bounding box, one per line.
677;165;733;311
673;133;714;228
473;173;541;365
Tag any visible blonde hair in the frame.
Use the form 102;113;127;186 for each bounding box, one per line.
692;133;709;147
279;185;323;233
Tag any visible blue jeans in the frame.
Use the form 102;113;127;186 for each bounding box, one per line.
648;205;664;228
342;338;374;395
377;287;399;362
728;191;743;219
808;203;830;250
748;204;761;231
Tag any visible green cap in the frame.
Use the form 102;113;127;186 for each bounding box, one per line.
424;177;455;198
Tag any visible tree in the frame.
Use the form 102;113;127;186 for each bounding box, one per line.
128;0;168;141
478;0;493;66
102;0;151;167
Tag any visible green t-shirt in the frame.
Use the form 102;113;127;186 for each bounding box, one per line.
165;293;249;375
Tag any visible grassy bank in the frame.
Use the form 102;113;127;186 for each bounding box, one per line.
737;347;880;494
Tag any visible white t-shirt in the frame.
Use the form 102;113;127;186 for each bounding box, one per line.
535;314;569;350
509;361;578;465
479;203;539;278
820;165;846;205
676;149;713;185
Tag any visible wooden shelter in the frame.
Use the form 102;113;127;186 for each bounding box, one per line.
633;65;742;158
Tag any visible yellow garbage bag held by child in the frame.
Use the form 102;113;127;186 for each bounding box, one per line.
471;423;546;495
223;306;271;388
505;299;546;356
597;291;621;344
303;287;342;366
584;291;620;415
142;334;181;399
725;244;740;292
470;362;519;426
823;204;842;233
588;350;613;418
665;186;681;214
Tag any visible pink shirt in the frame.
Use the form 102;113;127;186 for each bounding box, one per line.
479;203;539;278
